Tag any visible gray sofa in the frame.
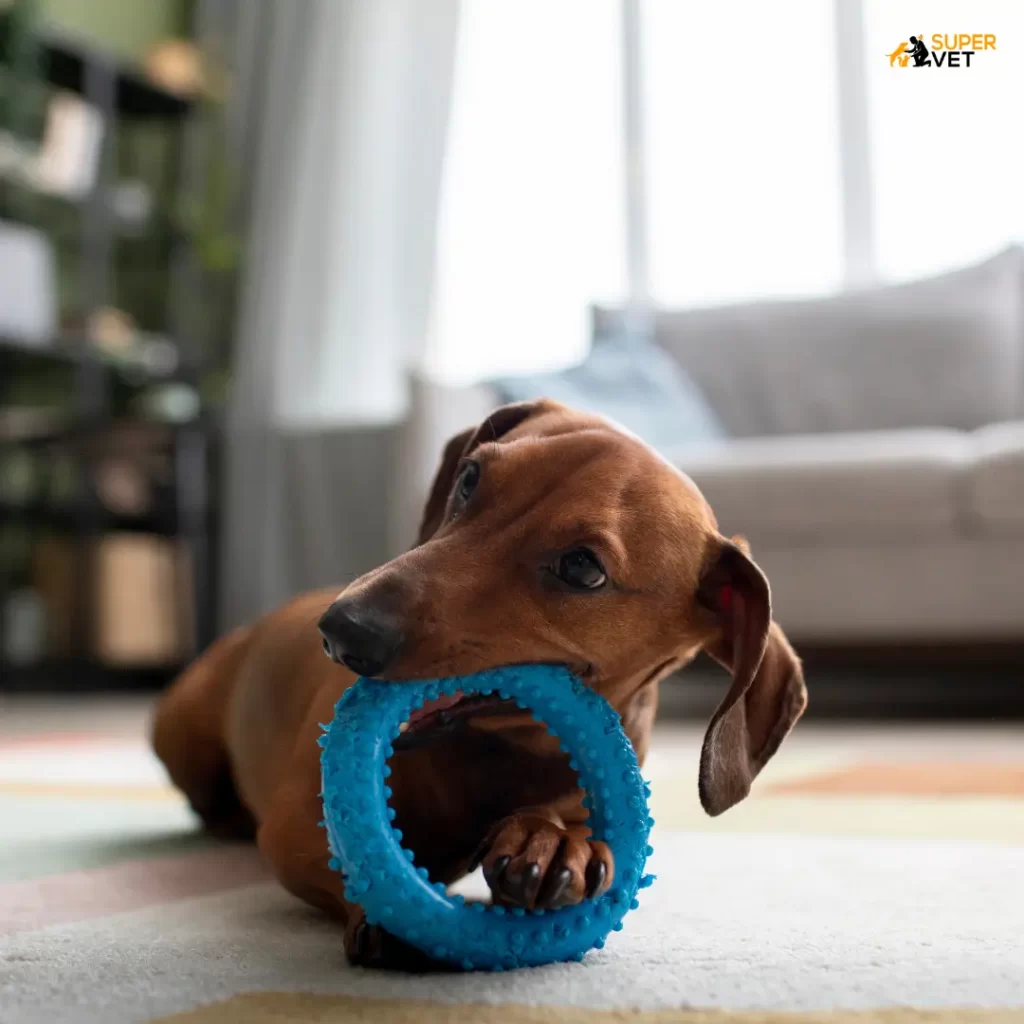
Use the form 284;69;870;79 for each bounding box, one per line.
394;246;1024;643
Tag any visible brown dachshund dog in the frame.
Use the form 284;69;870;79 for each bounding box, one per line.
153;399;807;970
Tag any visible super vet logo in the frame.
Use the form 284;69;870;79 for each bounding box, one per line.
887;33;997;68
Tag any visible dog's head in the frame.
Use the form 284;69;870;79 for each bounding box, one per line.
319;400;806;814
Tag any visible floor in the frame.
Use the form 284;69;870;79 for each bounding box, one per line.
4;691;1023;753
2;693;1024;846
0;692;156;738
1;695;1022;1024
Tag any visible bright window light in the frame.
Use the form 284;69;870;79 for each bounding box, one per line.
425;0;626;384
641;0;843;308
864;0;1024;282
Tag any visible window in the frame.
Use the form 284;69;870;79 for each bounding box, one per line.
642;0;843;307
864;0;1024;281
424;0;626;385
425;1;1024;384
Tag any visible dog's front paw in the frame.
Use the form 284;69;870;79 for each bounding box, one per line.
475;811;613;910
344;912;447;972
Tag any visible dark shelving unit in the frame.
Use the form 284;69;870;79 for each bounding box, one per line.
0;9;194;119
0;501;171;535
0;6;218;690
1;658;179;692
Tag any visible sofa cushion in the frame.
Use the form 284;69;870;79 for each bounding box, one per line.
490;335;725;450
968;421;1024;534
748;539;1024;641
671;429;972;541
594;246;1024;437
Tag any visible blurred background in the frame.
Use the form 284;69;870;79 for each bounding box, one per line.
1;0;1022;717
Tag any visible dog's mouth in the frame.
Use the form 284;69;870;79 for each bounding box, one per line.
392;691;522;751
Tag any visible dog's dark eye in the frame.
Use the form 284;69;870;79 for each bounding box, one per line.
455;461;480;504
553;548;607;590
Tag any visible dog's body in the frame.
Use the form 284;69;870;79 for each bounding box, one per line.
153;401;807;968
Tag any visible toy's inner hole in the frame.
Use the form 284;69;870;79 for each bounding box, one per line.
392;690;518;745
386;691;585;909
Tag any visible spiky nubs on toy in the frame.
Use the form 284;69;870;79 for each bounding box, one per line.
319;664;655;971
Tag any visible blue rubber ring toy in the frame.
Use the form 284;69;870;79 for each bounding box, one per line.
319;664;655;971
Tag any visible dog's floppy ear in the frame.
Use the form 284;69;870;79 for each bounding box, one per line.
416;425;475;545
695;537;807;815
416;400;554;545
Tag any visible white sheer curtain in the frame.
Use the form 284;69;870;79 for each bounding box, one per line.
422;0;627;386
247;0;460;429
221;0;459;629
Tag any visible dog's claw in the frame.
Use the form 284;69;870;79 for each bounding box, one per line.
348;919;372;965
347;919;447;973
523;861;542;904
538;865;574;909
585;858;607;898
483;854;510;888
467;838;490;874
502;861;542;906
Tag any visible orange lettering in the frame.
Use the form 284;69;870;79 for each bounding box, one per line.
957;34;971;49
971;34;983;50
984;34;997;49
931;34;944;49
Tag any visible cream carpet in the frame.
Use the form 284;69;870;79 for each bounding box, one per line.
1;714;1022;1024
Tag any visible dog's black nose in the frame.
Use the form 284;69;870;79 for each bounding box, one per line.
318;598;403;677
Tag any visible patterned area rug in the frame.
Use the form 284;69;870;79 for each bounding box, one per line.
1;715;1022;1024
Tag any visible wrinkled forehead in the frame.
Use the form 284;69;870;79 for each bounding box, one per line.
478;427;717;550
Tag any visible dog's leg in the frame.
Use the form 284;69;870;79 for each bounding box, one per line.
152;627;257;840
259;715;449;972
257;774;353;920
